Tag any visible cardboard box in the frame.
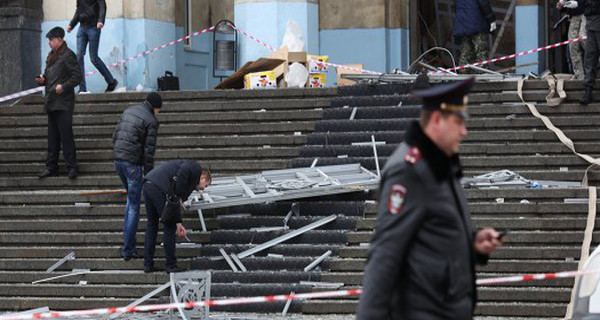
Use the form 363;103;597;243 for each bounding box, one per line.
308;55;329;73
244;71;277;89
307;73;326;88
288;51;307;63
214;58;285;89
336;63;364;86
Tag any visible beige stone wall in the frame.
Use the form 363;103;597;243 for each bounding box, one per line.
43;0;177;23
174;0;233;29
320;0;409;30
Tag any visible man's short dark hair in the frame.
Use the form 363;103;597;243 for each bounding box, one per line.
146;92;162;109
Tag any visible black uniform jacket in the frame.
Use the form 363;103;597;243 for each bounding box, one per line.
41;43;82;114
69;0;107;27
112;101;159;175
145;159;202;201
356;121;485;320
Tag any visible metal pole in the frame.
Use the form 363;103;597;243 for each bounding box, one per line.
371;135;381;178
237;215;337;259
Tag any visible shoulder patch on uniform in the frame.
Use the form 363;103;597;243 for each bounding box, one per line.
404;147;421;165
388;184;407;215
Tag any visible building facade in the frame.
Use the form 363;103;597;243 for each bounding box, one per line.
0;0;552;95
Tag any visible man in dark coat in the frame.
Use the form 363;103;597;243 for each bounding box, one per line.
112;92;162;261
36;27;82;179
453;0;497;67
581;0;600;105
557;0;588;80
356;78;502;320
66;0;118;93
143;159;211;273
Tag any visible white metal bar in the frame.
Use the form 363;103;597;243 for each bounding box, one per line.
219;248;239;272
230;253;247;272
310;158;319;168
237;215;337;259
316;168;341;185
236;177;257;198
303;250;332;272
46;252;75;273
371;135;381;178
32;270;89;284
197;209;207;232
281;291;294;316
349;107;357;120
109;282;172;320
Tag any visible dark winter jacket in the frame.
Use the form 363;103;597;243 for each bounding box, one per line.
69;0;106;28
112;101;159;175
145;159;202;201
41;42;82;114
586;0;600;16
356;122;487;320
453;0;496;36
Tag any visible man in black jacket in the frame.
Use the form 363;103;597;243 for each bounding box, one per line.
581;0;600;105
66;0;117;93
143;160;211;273
356;78;502;320
112;92;162;261
36;27;82;179
558;0;587;80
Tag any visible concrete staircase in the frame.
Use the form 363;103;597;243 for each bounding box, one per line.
0;80;598;318
292;81;600;318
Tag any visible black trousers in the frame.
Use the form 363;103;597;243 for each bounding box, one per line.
46;110;77;171
584;29;600;89
143;181;178;269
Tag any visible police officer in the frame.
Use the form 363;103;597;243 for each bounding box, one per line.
581;0;600;105
356;78;502;320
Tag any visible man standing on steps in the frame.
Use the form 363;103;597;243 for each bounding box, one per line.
453;0;497;70
36;27;82;180
557;0;587;80
112;92;162;261
143;160;211;273
581;0;600;105
66;0;118;94
356;78;503;320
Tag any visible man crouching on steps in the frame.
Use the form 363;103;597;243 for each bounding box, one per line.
142;160;211;273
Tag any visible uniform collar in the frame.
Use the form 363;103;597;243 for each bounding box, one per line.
404;121;463;181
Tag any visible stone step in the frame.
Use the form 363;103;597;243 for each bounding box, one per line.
339;245;584;260
299;143;600;158
301;301;567;317
0;159;290;177
0;135;308;152
324;258;579;273
0;121;317;139
0;110;323;127
348;230;599;244
0;147;299;163
0;231;210;246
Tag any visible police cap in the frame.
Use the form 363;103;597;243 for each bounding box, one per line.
46;27;65;39
411;77;475;119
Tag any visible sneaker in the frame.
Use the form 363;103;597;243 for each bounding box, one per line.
165;265;186;274
106;79;118;92
78;91;92;95
68;168;78;180
38;169;58;179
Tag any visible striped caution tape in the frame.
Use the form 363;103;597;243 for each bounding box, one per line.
227;23;383;75
1;269;599;319
0;25;216;104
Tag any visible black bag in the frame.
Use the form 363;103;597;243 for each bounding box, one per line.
160;176;182;225
157;71;180;91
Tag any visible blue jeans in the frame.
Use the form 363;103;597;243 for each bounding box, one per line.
143;181;178;269
115;160;143;258
76;25;115;91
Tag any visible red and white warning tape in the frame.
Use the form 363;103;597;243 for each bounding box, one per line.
0;25;216;104
437;36;587;74
1;268;599;320
228;23;383;75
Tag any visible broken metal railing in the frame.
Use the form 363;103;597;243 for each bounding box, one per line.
185;164;380;211
462;170;581;189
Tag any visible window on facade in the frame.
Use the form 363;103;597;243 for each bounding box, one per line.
184;0;192;48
